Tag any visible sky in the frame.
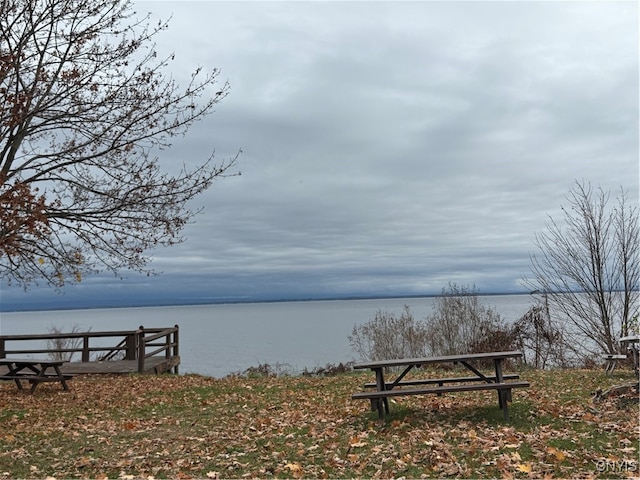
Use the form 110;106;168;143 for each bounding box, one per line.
1;1;638;311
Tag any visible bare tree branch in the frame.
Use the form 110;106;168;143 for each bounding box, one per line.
0;0;240;288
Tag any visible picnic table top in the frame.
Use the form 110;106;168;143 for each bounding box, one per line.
620;335;640;342
0;358;66;366
353;350;523;370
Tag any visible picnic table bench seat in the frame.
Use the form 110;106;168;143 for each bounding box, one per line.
0;374;74;381
363;373;520;390
353;380;530;401
0;373;74;390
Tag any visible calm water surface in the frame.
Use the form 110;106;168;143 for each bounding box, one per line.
0;295;534;377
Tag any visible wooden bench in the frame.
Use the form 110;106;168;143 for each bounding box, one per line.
354;380;530;401
0;374;74;393
353;380;530;420
363;373;520;390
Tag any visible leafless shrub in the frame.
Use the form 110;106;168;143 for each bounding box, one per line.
349;284;525;365
348;305;429;361
425;283;519;359
512;302;572;369
240;362;294;378
45;324;85;361
302;362;354;376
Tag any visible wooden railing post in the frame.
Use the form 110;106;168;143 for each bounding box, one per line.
173;325;179;374
125;333;136;360
82;336;90;362
137;326;145;373
0;338;5;358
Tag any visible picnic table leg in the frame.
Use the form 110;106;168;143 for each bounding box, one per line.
493;359;509;420
500;388;510;421
374;368;388;419
29;368;44;393
6;363;24;391
53;365;70;391
29;364;48;393
28;365;70;393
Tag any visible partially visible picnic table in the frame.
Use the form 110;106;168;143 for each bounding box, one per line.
620;335;640;373
0;358;72;393
352;350;529;420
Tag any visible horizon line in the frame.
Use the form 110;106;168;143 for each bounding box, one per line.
1;290;533;313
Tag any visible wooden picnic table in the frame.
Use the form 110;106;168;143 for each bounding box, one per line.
620;335;640;373
352;350;529;420
0;358;72;393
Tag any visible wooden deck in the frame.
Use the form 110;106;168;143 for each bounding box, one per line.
0;356;180;377
0;326;180;375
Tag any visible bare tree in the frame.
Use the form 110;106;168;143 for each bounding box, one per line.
0;0;239;288
526;182;639;357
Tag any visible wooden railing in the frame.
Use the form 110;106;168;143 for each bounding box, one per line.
137;325;180;374
0;325;179;373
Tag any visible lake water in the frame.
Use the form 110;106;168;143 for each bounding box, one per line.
0;295;534;378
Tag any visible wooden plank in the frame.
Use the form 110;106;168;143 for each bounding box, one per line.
0;358;64;366
353;351;523;370
352;381;530;400
620;335;640;342
0;375;72;380
0;331;139;340
363;373;520;389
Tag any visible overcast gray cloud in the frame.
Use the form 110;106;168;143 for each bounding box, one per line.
2;1;638;310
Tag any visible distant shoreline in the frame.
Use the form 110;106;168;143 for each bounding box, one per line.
1;291;530;314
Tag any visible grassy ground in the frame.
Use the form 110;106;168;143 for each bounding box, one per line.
0;367;637;479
